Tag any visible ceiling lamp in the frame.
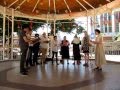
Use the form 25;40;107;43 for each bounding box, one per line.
99;4;102;7
106;0;111;2
40;2;43;5
79;8;82;11
4;0;7;6
27;0;30;2
35;9;39;14
65;10;68;13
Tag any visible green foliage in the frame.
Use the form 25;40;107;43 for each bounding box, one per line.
50;19;84;34
0;16;84;37
56;19;76;33
76;25;84;34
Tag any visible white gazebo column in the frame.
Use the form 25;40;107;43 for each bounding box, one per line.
112;11;115;35
46;13;49;35
7;16;10;59
93;10;96;30
86;11;89;32
2;7;6;60
53;16;56;35
11;9;14;60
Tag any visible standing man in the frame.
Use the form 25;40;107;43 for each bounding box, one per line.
40;32;49;65
19;24;31;75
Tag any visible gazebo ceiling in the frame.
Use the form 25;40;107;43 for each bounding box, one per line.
0;0;115;15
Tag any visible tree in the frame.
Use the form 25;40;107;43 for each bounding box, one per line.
50;19;84;34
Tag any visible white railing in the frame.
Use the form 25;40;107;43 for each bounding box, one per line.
89;41;120;55
104;42;120;55
0;41;120;61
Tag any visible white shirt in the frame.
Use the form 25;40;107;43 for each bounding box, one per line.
40;35;49;49
52;40;58;52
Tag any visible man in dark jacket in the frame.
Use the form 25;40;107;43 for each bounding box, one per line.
19;24;31;75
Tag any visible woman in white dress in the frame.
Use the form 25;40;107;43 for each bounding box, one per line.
91;29;106;71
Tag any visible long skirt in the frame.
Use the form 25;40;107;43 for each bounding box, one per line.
61;46;70;59
73;44;81;60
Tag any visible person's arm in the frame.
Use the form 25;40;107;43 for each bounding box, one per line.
71;40;73;44
23;36;32;43
91;36;102;44
60;41;63;46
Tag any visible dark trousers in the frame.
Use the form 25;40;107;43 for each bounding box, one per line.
33;46;39;64
52;51;58;63
26;46;33;67
20;47;28;72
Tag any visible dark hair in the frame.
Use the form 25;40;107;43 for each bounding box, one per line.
54;36;57;39
22;24;30;30
35;34;39;37
95;29;100;34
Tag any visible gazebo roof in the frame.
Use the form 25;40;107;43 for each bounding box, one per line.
0;0;119;20
0;0;114;14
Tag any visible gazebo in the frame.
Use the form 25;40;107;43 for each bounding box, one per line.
0;0;119;60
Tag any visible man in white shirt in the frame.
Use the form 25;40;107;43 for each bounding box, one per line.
40;32;49;65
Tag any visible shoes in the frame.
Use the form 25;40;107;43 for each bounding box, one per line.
77;61;81;65
83;63;89;67
26;67;30;70
30;64;34;66
73;62;75;65
20;71;28;75
93;67;102;71
36;62;40;65
56;63;59;65
60;60;64;64
33;62;40;66
20;68;28;73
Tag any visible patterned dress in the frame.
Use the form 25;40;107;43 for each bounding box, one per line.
82;36;90;53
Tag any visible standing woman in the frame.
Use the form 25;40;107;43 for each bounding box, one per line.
72;35;81;65
51;36;59;65
91;29;106;71
60;36;70;64
82;31;90;67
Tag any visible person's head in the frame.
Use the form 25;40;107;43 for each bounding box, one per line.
54;36;57;40
42;32;46;37
63;36;66;40
35;34;39;38
74;34;78;38
95;29;100;35
83;30;88;36
22;24;30;33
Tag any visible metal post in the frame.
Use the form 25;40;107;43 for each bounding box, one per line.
7;16;10;59
53;15;56;35
3;7;6;60
93;9;96;30
86;11;89;32
112;11;115;34
46;13;49;35
11;9;14;60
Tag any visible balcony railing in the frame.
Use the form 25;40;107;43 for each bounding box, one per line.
0;41;120;62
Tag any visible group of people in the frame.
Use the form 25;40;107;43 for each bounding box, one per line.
19;24;106;75
19;24;51;75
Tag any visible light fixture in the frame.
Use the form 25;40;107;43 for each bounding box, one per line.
106;0;111;2
35;9;39;14
27;0;30;2
65;10;68;13
4;0;7;6
40;2;43;5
